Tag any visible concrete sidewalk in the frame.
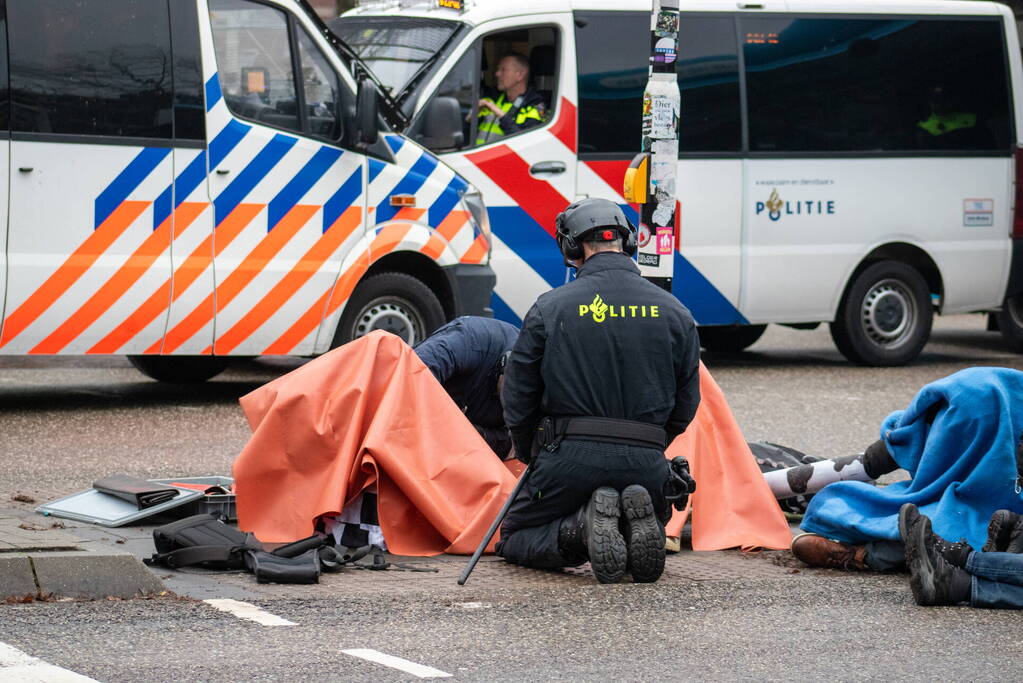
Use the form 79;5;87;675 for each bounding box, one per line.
1;503;801;602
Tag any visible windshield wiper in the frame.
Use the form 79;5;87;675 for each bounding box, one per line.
295;0;409;130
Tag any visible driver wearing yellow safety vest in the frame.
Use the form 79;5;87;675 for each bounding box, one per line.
476;52;548;146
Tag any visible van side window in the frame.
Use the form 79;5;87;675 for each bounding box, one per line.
409;46;477;151
576;12;740;156
210;0;349;142
296;29;343;140
8;0;173;140
0;4;8;132
742;17;1012;153
170;0;206;142
209;0;301;134
473;27;557;148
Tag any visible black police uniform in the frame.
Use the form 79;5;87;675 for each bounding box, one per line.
496;251;701;568
414;316;519;458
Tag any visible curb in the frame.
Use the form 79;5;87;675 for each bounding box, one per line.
1;548;166;601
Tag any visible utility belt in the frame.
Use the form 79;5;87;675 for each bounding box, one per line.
533;416;666;458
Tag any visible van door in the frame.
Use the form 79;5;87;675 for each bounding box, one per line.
1;0;174;354
163;0;363;357
410;15;578;325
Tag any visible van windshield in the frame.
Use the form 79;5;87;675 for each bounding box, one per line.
328;16;464;101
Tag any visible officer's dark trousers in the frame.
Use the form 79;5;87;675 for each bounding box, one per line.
496;439;671;569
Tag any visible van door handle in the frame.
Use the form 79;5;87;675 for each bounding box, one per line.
216;168;230;175
530;161;566;175
18;167;32;173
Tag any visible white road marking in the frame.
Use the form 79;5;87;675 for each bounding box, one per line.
0;641;99;682
342;649;452;679
203;599;297;626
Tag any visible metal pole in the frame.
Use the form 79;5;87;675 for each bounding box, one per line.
457;464;531;586
635;0;681;292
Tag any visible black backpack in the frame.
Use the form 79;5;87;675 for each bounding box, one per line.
146;513;262;570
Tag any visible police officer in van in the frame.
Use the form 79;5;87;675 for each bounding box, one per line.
475;52;548;146
496;198;701;583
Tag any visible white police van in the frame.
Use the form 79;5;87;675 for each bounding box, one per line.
334;0;1023;365
0;0;494;381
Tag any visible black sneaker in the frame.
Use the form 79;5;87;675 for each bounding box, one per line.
981;509;1017;553
908;516;971;606
620;485;666;583
584;487;627;584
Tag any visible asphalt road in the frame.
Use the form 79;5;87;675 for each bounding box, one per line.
1;313;1021;681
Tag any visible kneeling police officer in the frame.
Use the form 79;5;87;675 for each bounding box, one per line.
497;198;701;583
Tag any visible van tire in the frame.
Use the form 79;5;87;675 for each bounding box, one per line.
332;272;445;348
997;294;1023;352
128;355;230;383
829;260;932;366
697;324;767;352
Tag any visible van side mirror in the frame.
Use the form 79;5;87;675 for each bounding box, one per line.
357;78;379;146
415;96;465;151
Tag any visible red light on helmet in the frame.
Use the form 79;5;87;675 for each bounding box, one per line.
602;230;614;240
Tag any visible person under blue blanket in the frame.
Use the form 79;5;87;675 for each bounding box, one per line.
900;503;1023;609
791;367;1023;572
413;315;519;459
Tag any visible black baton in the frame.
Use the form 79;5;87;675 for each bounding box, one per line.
457;464;530;586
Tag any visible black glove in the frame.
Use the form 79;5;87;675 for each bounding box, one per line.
663;456;697;512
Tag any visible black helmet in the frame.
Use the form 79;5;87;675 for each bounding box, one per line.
555;198;637;262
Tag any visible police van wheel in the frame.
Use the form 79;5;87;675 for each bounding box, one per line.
696;324;767;352
996;294;1023;352
830;260;932;366
333;272;445;348
127;355;230;383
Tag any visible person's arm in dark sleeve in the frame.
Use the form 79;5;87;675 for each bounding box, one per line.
498;102;547;135
502;304;547;460
664;324;702;444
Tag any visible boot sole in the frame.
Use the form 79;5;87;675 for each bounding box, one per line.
621;485;665;583
587;488;626;584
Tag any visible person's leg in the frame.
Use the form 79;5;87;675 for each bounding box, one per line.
496;452;594;568
966;550;1023;587
863;540;906;572
965;552;1023;609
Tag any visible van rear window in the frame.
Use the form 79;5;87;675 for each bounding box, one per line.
8;0;173;140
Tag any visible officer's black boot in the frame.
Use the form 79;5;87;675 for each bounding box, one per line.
557;506;589;567
620;484;666;583
586;487;627;584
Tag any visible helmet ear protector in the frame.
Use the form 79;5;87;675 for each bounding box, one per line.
555;203;638;263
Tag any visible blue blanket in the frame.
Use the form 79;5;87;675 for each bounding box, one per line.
801;367;1023;550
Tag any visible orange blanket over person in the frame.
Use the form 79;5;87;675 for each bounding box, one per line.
234;331;790;553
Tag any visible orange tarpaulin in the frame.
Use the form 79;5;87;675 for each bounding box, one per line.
666;367;792;551
234;331;789;553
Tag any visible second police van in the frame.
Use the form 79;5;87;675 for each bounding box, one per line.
335;0;1023;365
0;0;494;381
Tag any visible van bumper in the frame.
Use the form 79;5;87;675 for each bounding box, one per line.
443;263;496;318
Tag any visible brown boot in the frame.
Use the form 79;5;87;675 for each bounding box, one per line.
791;533;868;570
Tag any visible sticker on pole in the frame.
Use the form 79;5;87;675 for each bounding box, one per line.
656;227;674;255
652;37;677;64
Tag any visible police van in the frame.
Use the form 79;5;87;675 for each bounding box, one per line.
334;0;1023;365
0;0;494;381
